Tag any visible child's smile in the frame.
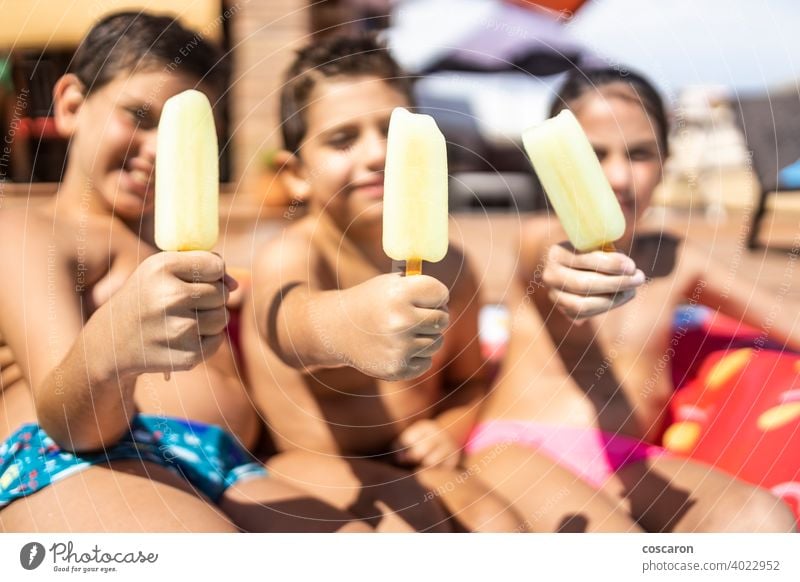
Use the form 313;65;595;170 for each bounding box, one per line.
63;70;216;222
297;76;409;231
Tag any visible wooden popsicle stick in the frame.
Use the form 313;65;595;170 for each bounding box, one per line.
406;258;422;276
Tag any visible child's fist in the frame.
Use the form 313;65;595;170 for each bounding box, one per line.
541;243;645;321
393;419;460;468
342;273;450;381
105;251;236;375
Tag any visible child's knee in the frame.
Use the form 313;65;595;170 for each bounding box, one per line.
710;487;796;532
742;490;797;532
452;490;522;532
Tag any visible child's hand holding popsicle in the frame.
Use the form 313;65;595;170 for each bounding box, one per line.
342;106;451;379
147;89;234;376
336;273;449;381
103;251;234;376
541;243;645;320
523;109;646;321
273;106;451;382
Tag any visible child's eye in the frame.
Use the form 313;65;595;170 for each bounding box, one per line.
327;131;357;150
125;107;157;130
628;149;657;162
593;148;608;162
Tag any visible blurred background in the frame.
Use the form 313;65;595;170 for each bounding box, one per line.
2;0;800;250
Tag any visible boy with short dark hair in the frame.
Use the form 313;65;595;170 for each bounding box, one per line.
0;12;369;533
243;35;521;531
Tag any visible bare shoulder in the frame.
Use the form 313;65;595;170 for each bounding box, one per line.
0;203;52;239
0;204;57;269
252;217;320;283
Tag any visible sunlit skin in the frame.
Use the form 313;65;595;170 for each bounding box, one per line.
0;68;371;533
466;85;798;532
242;75;524;531
245;76;480;459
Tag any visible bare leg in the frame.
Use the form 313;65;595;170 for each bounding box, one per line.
220;476;373;532
465;445;643;532
267;450;450;532
413;465;525;532
0;460;237;532
605;456;797;532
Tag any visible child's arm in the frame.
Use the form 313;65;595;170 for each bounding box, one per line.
393;256;486;468
251;233;450;381
0;231;230;451
682;244;800;352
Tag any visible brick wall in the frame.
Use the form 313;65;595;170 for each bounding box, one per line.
229;0;309;192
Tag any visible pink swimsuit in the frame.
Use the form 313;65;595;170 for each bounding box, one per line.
466;420;665;489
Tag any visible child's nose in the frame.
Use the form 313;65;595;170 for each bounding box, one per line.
603;154;633;196
362;132;386;172
140;128;158;164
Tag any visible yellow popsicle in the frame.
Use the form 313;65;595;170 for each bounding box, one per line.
155;89;219;252
522;109;625;252
382;107;449;276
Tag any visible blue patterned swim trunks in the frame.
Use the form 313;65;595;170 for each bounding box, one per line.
0;415;267;507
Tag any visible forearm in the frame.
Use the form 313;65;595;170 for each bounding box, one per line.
35;313;137;452
269;285;350;370
699;276;800;352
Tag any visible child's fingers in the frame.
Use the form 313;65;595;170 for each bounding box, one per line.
0;361;23;389
168;334;225;372
411;335;445;358
548;266;645;296
405;438;438;465
402;356;433;379
406;276;450;309
0;343;14;368
185;281;228;309
548;288;629;320
166;251;226;283
413;308;450;335
609;288;637;309
550;244;637;276
223;271;240;291
195;307;229;336
421;441;459;468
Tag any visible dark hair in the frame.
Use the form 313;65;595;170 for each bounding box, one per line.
70;11;228;96
550;67;669;154
280;34;413;154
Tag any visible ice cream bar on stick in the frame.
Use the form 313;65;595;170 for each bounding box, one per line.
382;107;449;276
155;89;219;252
522;109;625;252
154;89;220;380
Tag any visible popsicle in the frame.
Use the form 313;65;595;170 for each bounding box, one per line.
155;89;219;252
522;109;625;252
154;89;219;380
382;107;449;276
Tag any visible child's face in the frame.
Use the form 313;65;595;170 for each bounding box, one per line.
573;90;664;237
65;69;209;220
294;76;409;231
